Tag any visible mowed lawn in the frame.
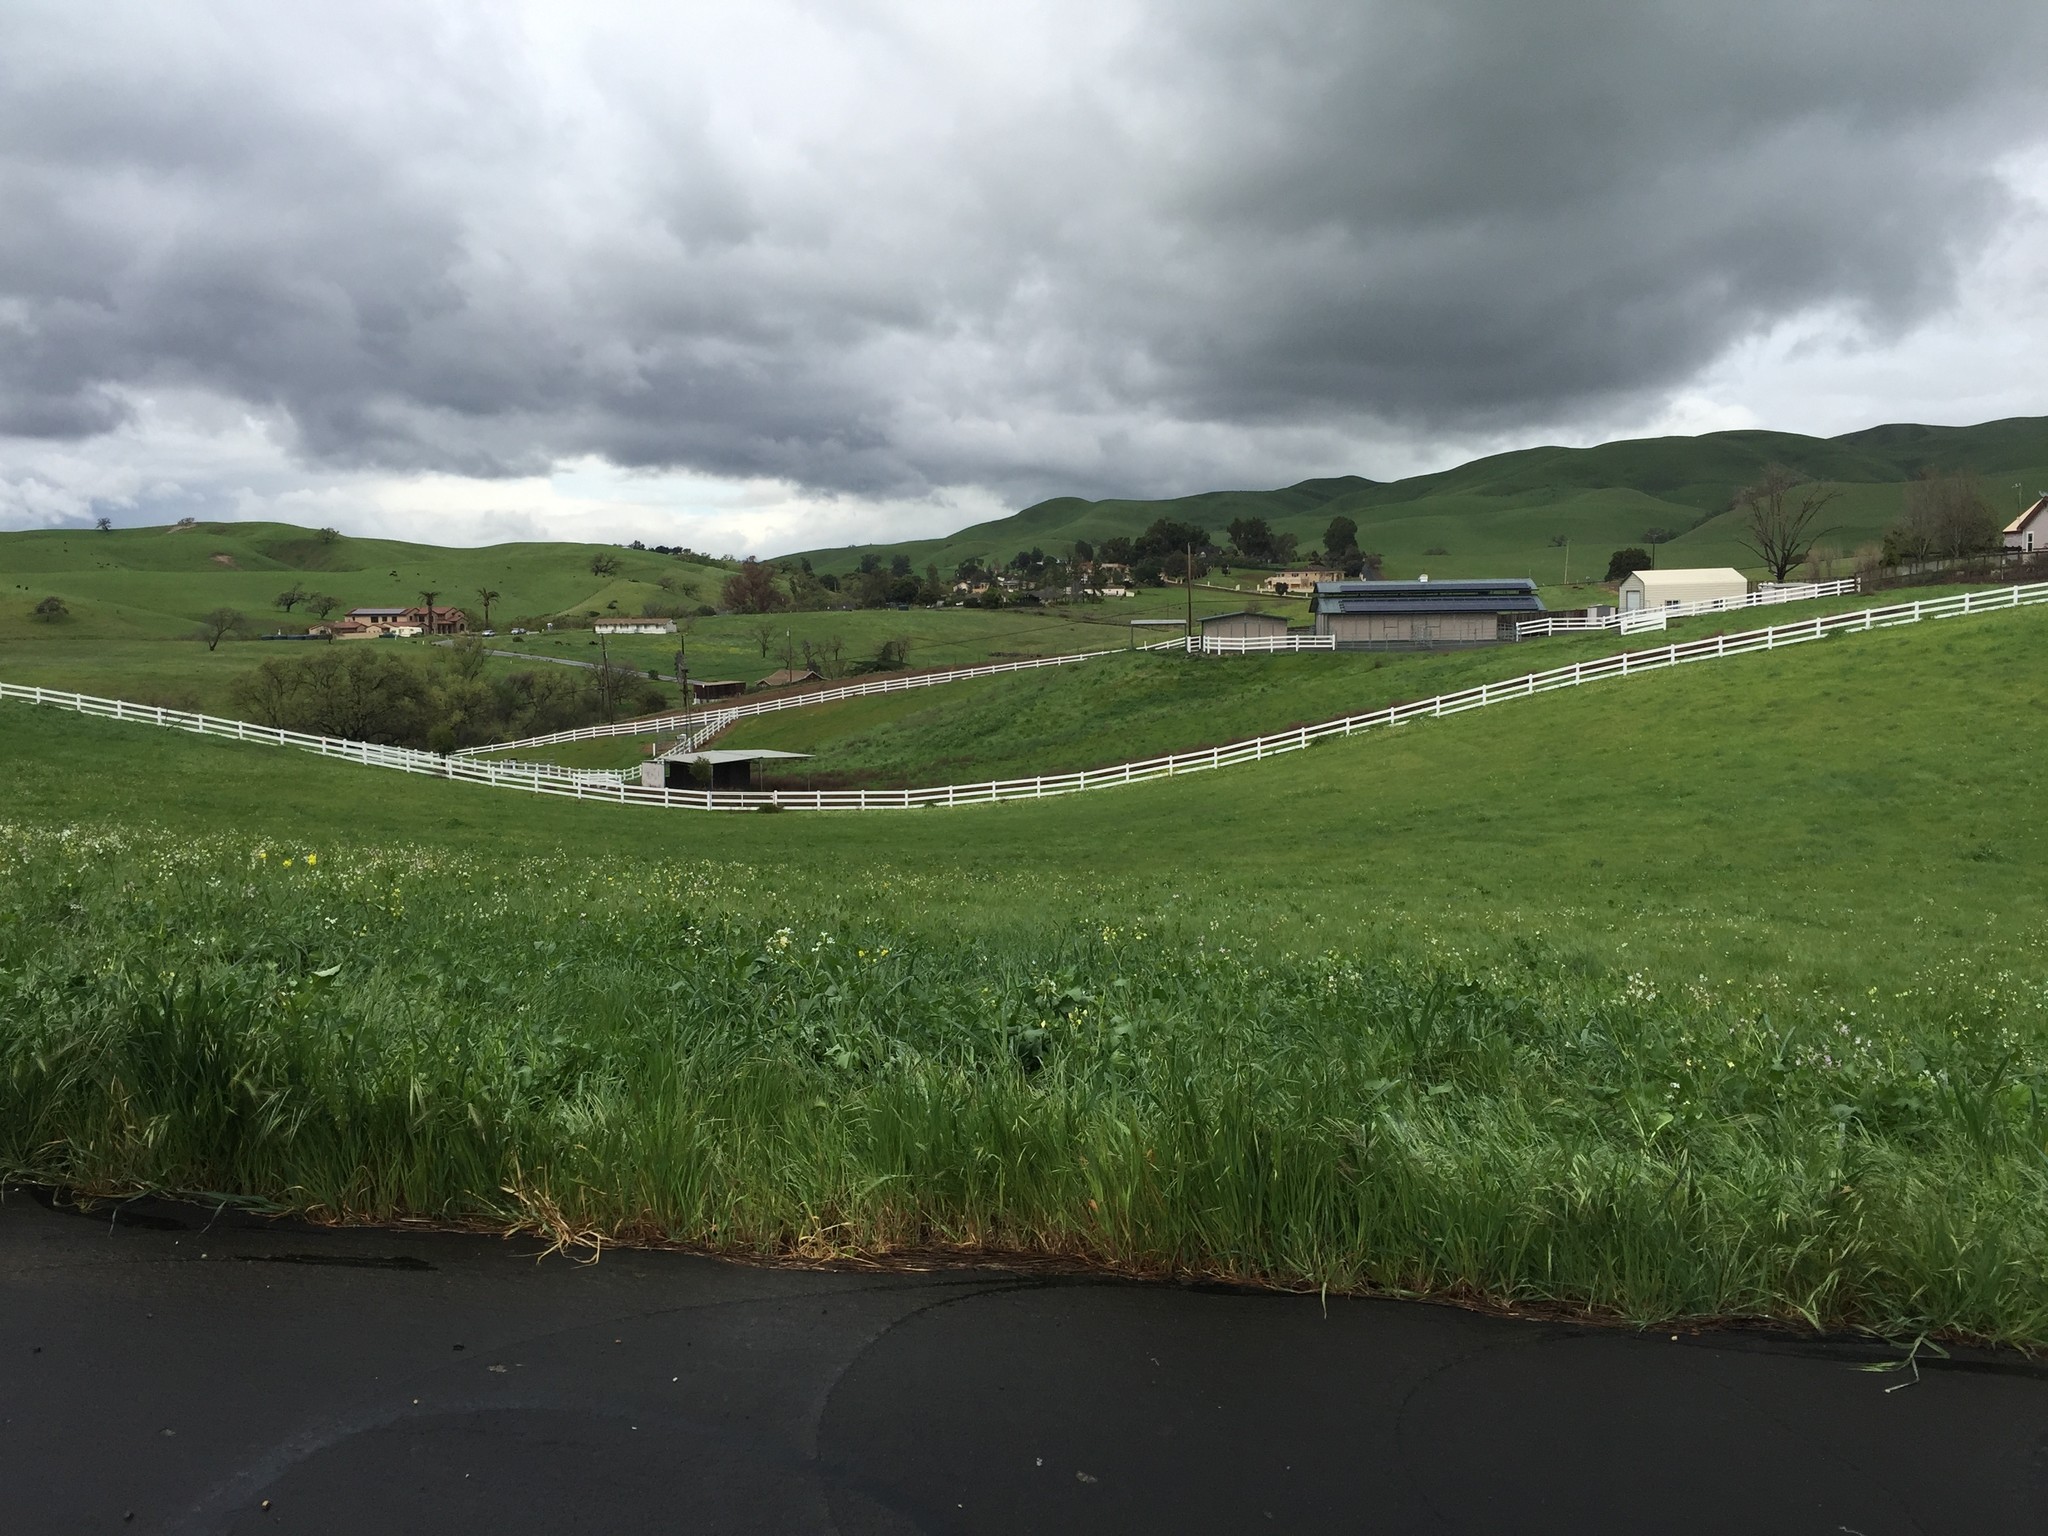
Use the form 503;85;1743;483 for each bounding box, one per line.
4;600;2046;1341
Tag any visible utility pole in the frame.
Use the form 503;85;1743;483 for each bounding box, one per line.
596;626;614;722
1563;540;1569;586
1185;541;1194;654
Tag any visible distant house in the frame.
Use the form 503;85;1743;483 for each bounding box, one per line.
1259;568;1342;596
2005;495;2048;555
1616;568;1747;613
759;667;822;689
1310;579;1543;647
594;618;677;635
1198;610;1288;642
344;604;467;636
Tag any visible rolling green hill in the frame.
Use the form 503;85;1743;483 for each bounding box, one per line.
0;520;732;637
780;416;2048;585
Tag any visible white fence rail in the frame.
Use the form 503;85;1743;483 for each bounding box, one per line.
1197;633;1336;654
1515;577;1859;639
7;582;2044;813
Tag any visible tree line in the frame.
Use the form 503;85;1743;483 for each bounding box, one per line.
229;643;669;753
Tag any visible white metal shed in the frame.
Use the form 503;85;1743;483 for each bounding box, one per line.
1617;568;1748;612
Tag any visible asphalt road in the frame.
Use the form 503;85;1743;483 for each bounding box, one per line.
6;1189;2046;1535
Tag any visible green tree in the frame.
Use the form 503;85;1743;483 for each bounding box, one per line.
723;559;789;614
275;584;309;613
32;595;67;622
1604;548;1654;582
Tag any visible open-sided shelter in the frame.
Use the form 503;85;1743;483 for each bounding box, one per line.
641;750;810;792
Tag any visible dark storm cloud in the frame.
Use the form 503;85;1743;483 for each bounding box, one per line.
2;0;2044;502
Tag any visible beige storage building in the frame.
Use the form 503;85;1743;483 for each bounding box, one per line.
1309;579;1543;648
1197;610;1289;641
1616;568;1748;612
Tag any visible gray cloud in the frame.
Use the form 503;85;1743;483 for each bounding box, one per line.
2;0;2044;512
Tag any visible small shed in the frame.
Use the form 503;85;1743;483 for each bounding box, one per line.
1197;610;1288;641
2005;495;2047;555
641;749;810;792
1617;568;1747;612
690;679;747;703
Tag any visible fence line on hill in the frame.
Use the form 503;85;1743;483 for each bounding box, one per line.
1515;577;1859;639
7;581;2044;814
458;635;1192;757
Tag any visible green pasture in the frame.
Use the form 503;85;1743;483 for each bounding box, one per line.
4;599;2048;1341
714;584;1987;787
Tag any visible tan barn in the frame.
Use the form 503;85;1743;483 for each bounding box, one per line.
1616;568;1747;612
1310;579;1542;647
1197;610;1289;642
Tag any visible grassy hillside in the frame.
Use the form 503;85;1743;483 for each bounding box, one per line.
5;602;2048;1339
712;586;1976;786
0;522;1216;713
781;415;2048;586
0;520;731;630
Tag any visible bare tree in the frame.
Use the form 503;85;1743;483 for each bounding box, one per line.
307;593;340;619
94;516;112;532
1734;465;1841;582
275;584;309;613
475;586;501;629
198;607;247;651
751;622;775;658
589;553;622;578
316;526;340;544
1887;471;2000;563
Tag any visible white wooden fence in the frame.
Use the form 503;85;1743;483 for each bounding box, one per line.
459;635;1190;757
7;581;2043;813
1515;577;1859;639
1196;633;1336;654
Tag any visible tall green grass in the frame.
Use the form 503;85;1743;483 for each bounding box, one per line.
6;824;2047;1344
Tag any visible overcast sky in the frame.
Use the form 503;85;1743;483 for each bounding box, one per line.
4;1;2046;553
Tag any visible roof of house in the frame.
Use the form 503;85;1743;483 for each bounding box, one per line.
660;750;812;765
2005;495;2048;534
347;607;411;618
1197;610;1287;626
1310;579;1545;616
759;668;821;687
1616;567;1747;589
